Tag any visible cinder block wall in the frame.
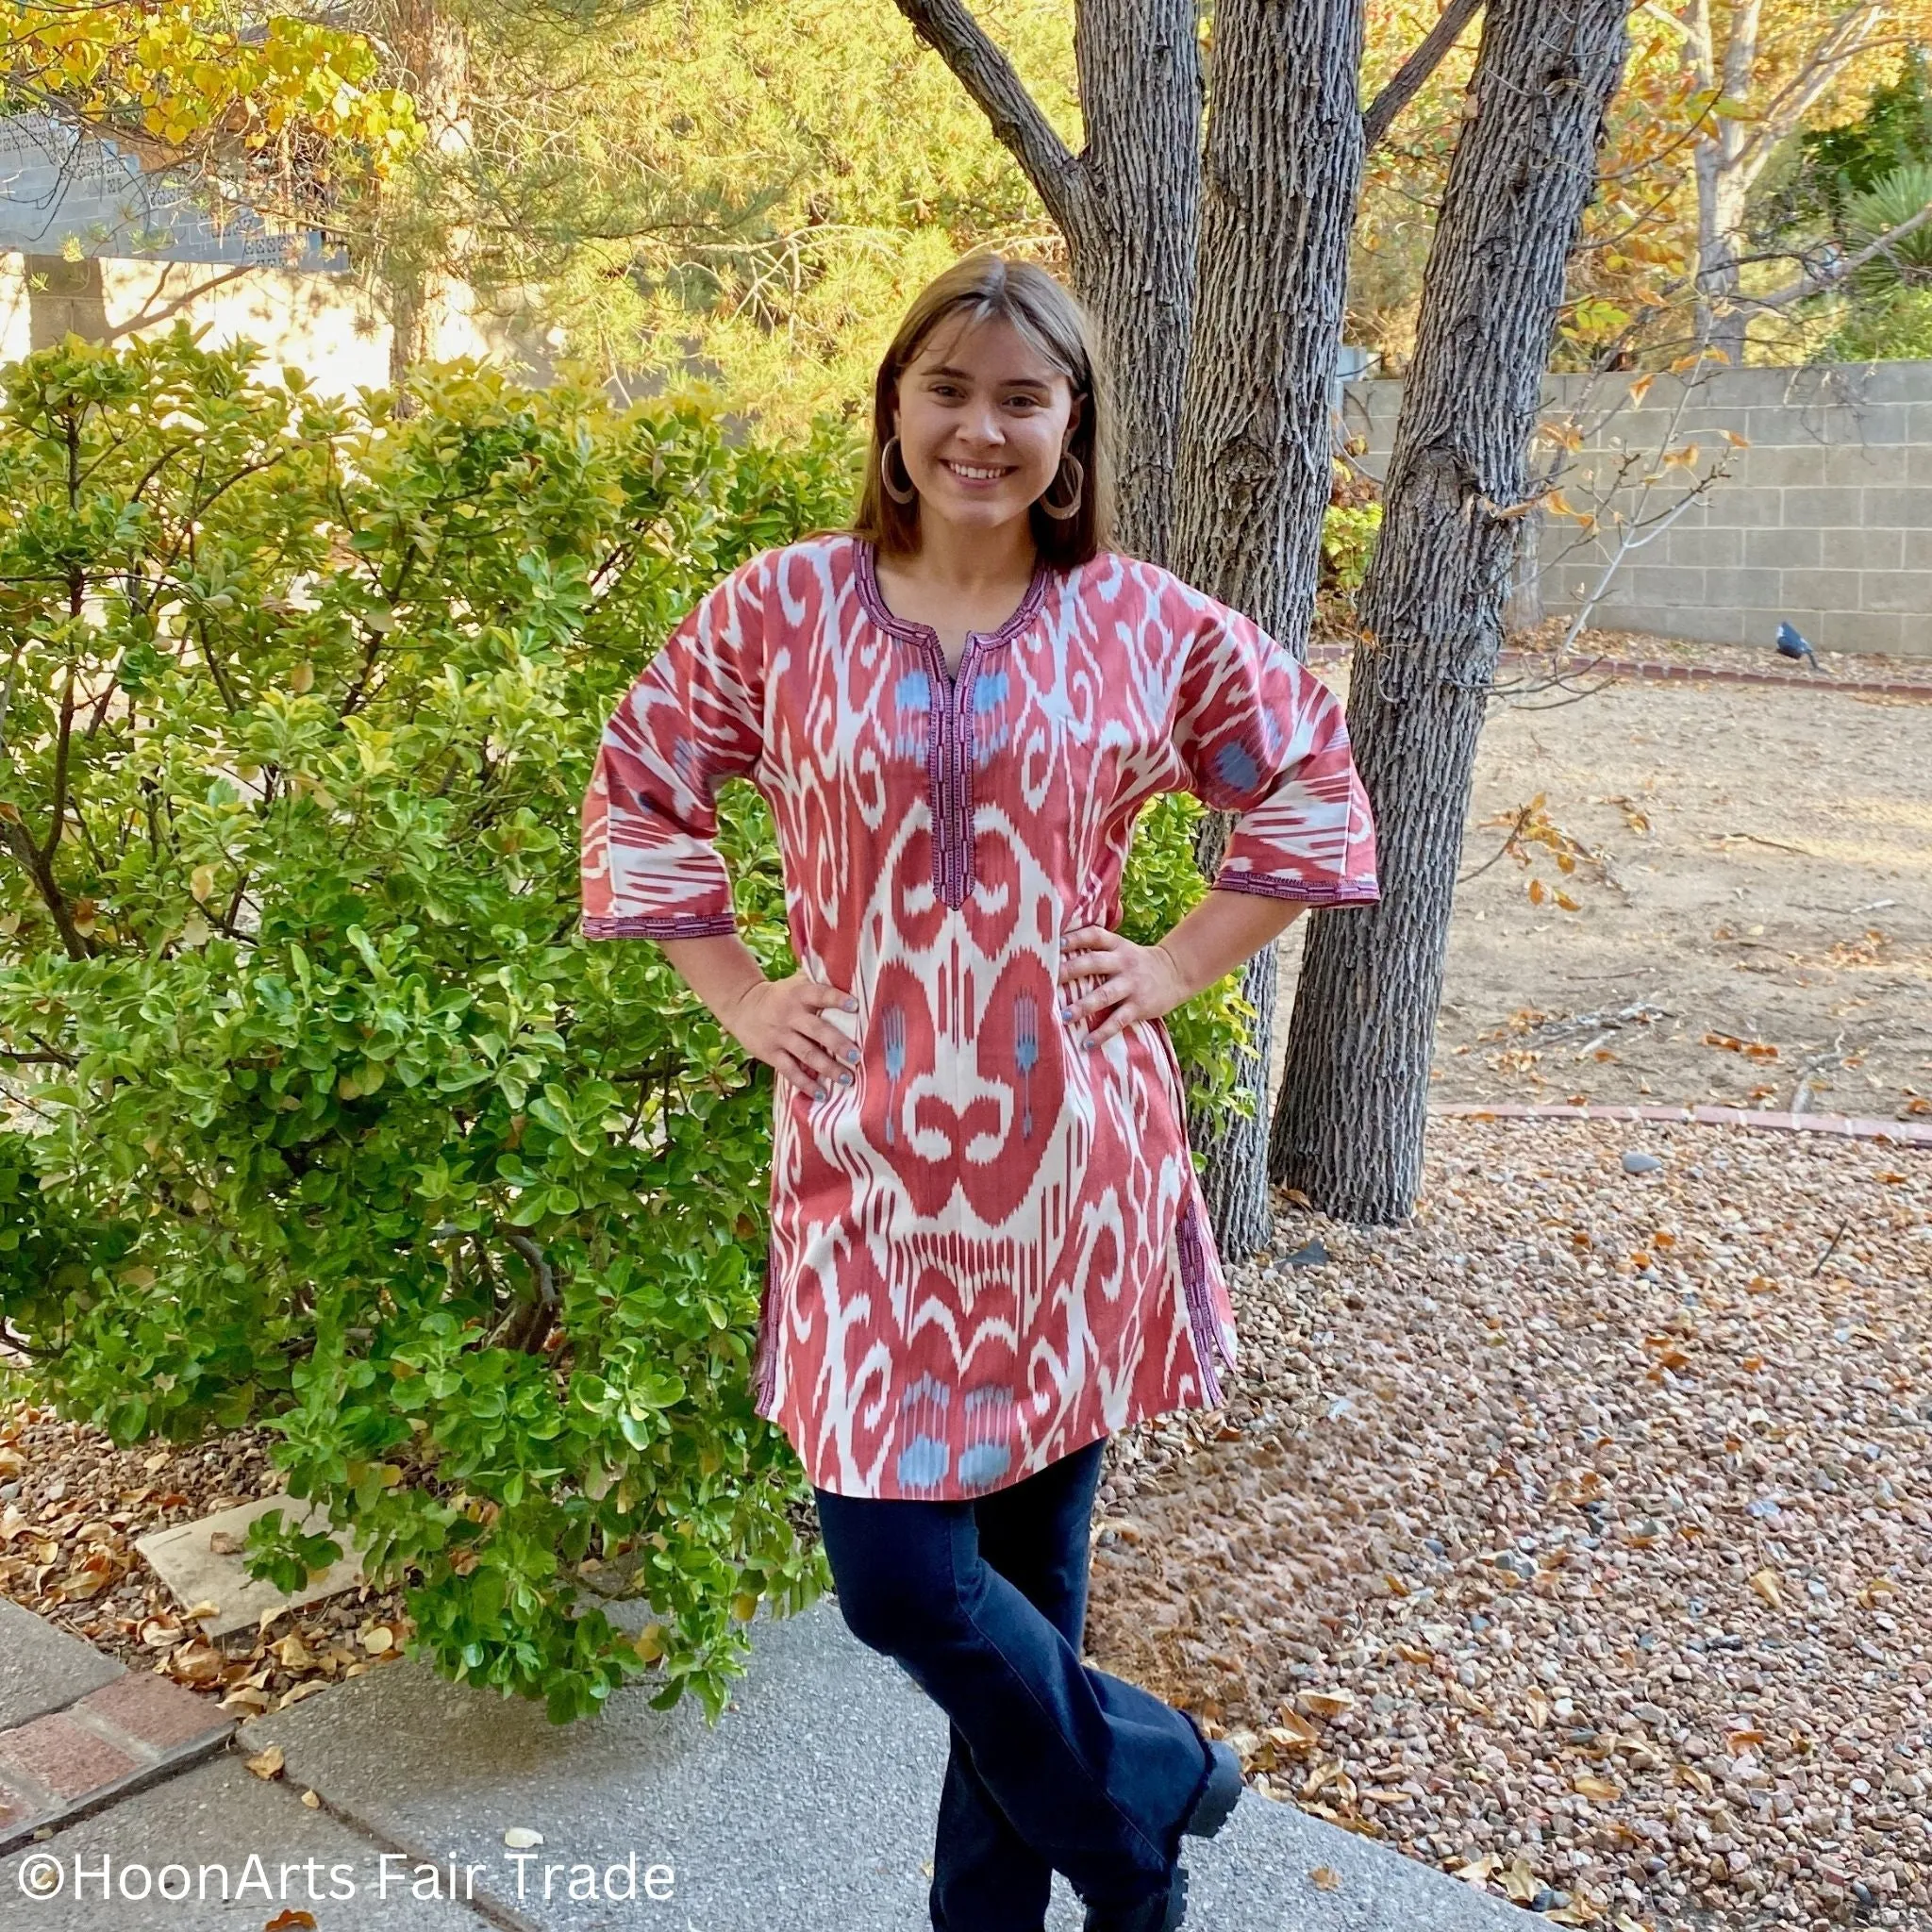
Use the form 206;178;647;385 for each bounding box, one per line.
1341;360;1932;659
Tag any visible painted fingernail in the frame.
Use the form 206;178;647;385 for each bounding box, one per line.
813;1086;827;1101
844;1046;859;1062
1082;1036;1095;1051
840;1071;853;1086
842;996;858;1012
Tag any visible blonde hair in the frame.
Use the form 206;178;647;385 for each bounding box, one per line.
852;252;1114;567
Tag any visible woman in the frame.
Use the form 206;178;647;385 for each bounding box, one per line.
581;253;1379;1932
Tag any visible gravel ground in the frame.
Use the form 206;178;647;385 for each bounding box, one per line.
1281;651;1932;1124
1088;1117;1932;1932
1496;624;1931;690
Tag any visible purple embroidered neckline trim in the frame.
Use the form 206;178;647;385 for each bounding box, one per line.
850;535;1054;652
851;536;1055;908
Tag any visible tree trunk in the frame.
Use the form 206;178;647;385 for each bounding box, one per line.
384;0;474;388
1274;0;1632;1224
1064;1;1203;562
1166;0;1366;1258
1693;149;1753;366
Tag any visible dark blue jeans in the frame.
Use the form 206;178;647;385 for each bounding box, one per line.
813;1438;1212;1930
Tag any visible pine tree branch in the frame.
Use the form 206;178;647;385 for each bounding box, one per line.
1756;197;1932;309
1362;0;1484;152
891;0;1087;229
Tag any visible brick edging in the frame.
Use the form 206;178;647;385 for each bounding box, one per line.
1432;1101;1932;1147
0;1666;234;1855
1307;643;1932;701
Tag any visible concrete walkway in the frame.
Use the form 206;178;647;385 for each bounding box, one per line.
3;1596;1527;1931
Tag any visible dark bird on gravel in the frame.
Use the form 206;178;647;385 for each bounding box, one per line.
1775;621;1821;669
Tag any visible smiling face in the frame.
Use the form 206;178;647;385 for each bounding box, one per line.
890;313;1083;539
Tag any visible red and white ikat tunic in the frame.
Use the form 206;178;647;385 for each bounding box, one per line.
581;532;1378;1500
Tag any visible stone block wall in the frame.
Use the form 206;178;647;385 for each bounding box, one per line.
1341;360;1932;659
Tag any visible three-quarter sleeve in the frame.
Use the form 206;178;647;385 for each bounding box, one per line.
1170;595;1380;906
580;553;768;940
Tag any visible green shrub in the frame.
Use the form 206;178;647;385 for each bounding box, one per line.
1321;500;1383;593
1824;285;1932;360
0;331;1246;1721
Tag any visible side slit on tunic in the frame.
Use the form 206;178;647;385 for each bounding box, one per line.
582;533;1379;1501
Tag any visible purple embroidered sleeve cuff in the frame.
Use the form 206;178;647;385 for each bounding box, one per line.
1210;874;1382;907
581;912;741;940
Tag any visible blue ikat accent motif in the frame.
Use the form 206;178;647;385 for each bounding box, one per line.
958;1384;1014;1492
1214;740;1260;796
972;670;1011;764
896;1435;950;1490
958;1441;1010;1489
892;671;933;761
895;1371;953;1492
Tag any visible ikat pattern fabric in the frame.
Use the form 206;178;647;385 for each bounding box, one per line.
582;533;1379;1498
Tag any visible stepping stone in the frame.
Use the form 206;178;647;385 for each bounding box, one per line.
0;1756;492;1928
246;1598;1526;1932
0;1599;123;1730
134;1494;364;1640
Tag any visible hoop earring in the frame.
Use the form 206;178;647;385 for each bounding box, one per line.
879;435;919;507
1039;451;1084;522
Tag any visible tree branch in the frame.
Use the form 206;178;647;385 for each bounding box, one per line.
1731;4;1885;188
1362;0;1484;152
891;0;1086;229
0;817;94;962
1756;196;1932;308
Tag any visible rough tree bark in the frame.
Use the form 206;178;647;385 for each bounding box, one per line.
1167;0;1366;1259
1274;0;1634;1224
891;0;1201;562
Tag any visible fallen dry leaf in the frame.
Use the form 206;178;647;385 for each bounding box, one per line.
245;1746;285;1781
166;1640;225;1685
1750;1568;1786;1611
263;1912;316;1931
1574;1774;1622;1801
1309;1866;1341;1891
503;1826;544;1850
1270;1707;1321;1750
1298;1689;1355;1721
301;1790;321;1808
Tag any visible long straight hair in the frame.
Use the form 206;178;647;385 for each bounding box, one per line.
851;253;1115;568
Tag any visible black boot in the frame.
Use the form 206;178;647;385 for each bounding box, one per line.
1082;1864;1189;1932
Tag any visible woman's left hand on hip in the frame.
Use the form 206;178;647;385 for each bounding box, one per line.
1057;924;1189;1049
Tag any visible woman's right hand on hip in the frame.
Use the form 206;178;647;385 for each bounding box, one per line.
725;974;860;1099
